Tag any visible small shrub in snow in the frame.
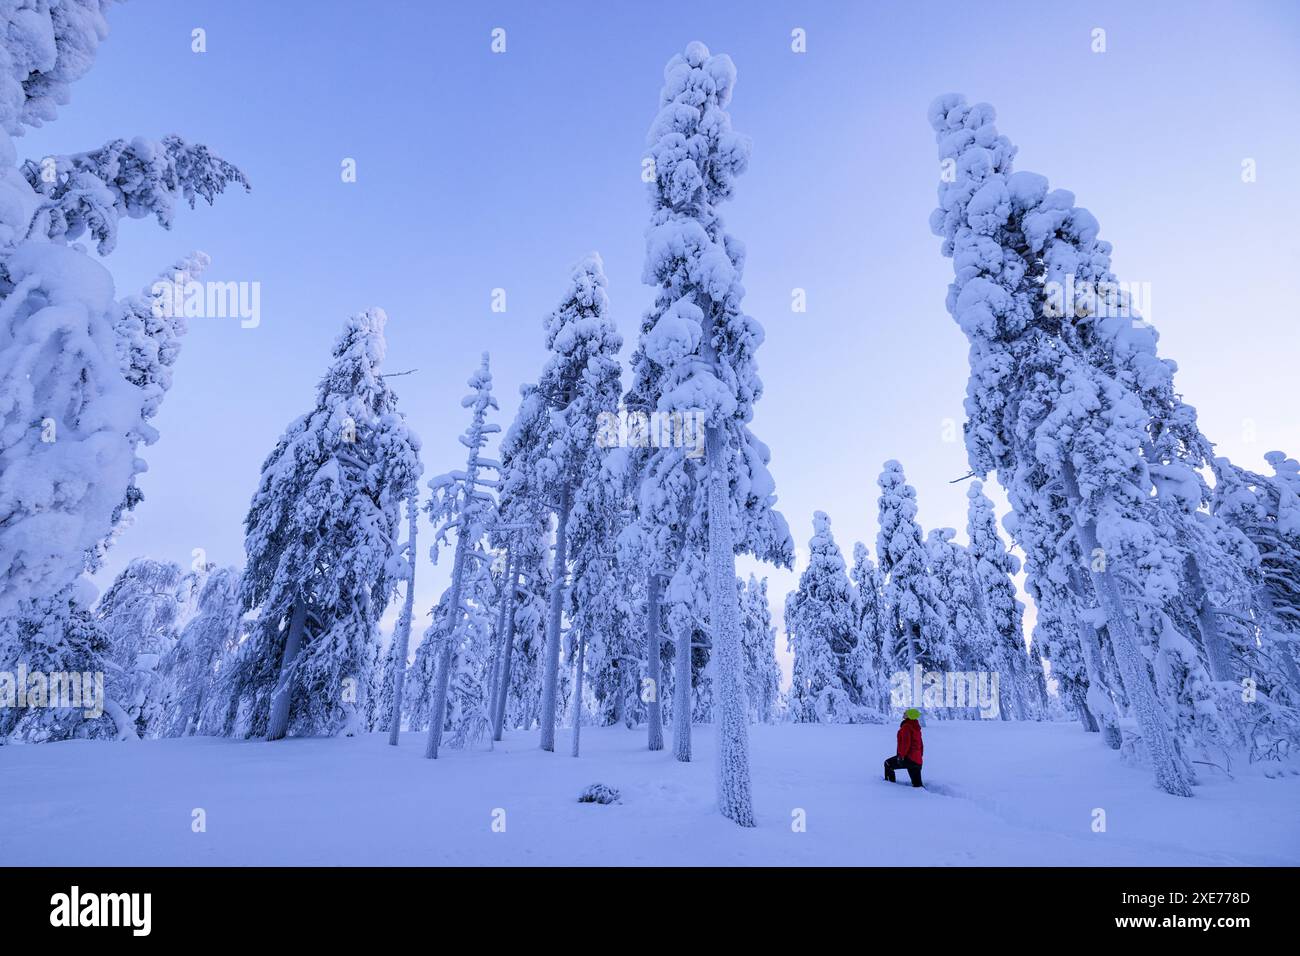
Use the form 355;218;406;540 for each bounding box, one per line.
577;783;621;805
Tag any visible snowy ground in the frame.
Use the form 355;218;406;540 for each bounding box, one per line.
2;721;1296;866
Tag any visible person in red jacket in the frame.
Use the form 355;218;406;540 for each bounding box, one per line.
883;708;924;787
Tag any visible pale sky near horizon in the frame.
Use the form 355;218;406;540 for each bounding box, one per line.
24;0;1300;686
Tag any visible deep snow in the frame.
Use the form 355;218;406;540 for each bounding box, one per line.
2;721;1295;866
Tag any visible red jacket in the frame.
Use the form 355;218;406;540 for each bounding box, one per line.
897;718;923;765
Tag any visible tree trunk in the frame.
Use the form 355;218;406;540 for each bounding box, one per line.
491;563;522;741
704;422;756;826
645;569;665;751
387;497;419;746
425;526;471;760
570;627;586;757
1078;624;1122;748
1184;552;1234;683
1031;655;1051;717
672;621;692;762
1073;685;1100;732
538;481;572;752
1064;565;1122;749
487;547;514;723
267;598;308;741
1062;460;1193;796
613;661;626;727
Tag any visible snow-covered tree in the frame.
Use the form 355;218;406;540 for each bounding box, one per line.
849;542;889;714
928;94;1194;793
94;556;187;736
1215;453;1300;682
738;574;780;723
638;41;793;826
1212;454;1300;755
530;253;622;753
223;308;418;740
489;390;552;740
568;447;635;753
925;527;988;718
0;5;245;616
156;565;241;737
876;461;950;685
441;536;498;752
0;580;123;743
965;480;1036;720
378;483;423;745
421;354;499;759
617;377;679;753
785;512;859;722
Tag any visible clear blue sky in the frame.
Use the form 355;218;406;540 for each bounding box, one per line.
24;0;1300;677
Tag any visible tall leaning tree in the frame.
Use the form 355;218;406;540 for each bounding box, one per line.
640;42;792;825
928;95;1192;794
231;309;419;740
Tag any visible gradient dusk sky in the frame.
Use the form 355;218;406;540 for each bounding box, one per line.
24;0;1299;682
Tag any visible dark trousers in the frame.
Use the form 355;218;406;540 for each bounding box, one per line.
884;755;923;787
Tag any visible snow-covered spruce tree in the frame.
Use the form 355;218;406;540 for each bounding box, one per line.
739;574;780;723
225;309;418;740
1;250;217;744
949;93;1261;758
1002;135;1257;696
618;385;703;758
567;447;635;753
640;41;793;825
617;371;681;752
785;512;860;722
925;527;988;718
576;455;644;733
965;480;1035;720
402;594;447;734
849;542;890;714
784;585;834;724
489;392;552;740
876;461;951;694
0;2;246;616
529;253;622;753
928;95;1192;794
441;535;498;751
503;547;549;733
0;580;122;743
379;479;424;745
156;565;240;737
960;94;1269;755
1211;455;1300;752
422;354;500;759
1214;455;1300;676
94;556;188;737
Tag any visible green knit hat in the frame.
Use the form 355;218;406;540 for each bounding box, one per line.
904;708;921;720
